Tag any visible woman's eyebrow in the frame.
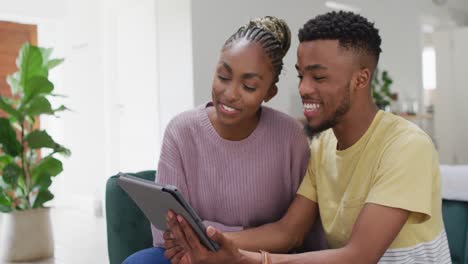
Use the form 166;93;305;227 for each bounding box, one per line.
242;72;263;80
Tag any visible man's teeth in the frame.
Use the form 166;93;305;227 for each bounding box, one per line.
304;103;320;111
222;104;236;112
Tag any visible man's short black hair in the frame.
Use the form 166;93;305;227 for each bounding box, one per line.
298;11;382;64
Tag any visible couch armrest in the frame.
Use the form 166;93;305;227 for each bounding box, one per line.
106;171;156;264
442;199;468;264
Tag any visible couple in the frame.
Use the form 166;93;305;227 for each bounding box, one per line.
125;11;450;264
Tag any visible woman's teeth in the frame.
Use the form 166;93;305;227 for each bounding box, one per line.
222;104;236;112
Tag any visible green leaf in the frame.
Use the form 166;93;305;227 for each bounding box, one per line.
32;157;63;182
0;155;14;164
24;76;54;103
50;94;67;98
6;72;21;95
53;105;69;114
34;174;52;191
0;118;22;157
0;190;12;212
25;131;70;155
25;130;57;149
2;162;22;185
39;48;63;71
39;47;53;62
47;58;64;70
33;189;54;208
0;155;14;170
3;96;20;106
16;174;26;195
24;96;54;116
0;96;22;121
56;146;71;157
371;67;395;107
17;43;48;87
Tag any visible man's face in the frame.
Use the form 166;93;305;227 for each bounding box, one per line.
296;40;356;134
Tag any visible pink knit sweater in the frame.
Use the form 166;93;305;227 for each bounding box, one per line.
152;103;310;248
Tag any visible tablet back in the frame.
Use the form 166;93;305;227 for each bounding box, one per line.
116;173;219;251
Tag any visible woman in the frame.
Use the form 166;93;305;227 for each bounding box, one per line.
123;16;313;264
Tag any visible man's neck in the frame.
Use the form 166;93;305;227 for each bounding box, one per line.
332;103;379;150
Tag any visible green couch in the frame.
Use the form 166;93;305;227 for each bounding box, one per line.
106;171;156;264
442;199;468;264
106;171;467;264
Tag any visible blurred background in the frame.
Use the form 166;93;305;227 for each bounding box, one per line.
0;0;467;263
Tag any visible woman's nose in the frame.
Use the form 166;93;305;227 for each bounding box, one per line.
224;84;240;102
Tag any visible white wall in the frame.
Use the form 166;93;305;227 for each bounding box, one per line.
0;0;66;19
57;0;108;211
60;0;178;212
191;0;466;118
434;28;468;164
192;0;328;118
452;28;468;164
2;0;466;212
112;0;159;173
433;31;455;164
156;0;194;141
0;0;190;213
360;1;424;113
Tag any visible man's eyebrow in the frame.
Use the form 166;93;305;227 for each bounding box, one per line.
295;64;328;71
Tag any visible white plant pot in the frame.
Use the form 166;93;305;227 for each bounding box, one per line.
0;207;54;262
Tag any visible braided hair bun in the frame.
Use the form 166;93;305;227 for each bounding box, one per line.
224;16;292;84
246;16;291;58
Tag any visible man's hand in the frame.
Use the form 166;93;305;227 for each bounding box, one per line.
166;211;254;264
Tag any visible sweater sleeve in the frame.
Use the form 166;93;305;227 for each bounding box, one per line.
290;123;311;196
151;120;243;247
152;122;189;247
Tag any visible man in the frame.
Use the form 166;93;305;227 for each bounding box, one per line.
166;11;451;264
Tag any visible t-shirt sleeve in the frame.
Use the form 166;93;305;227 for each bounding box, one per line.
365;134;436;224
297;154;318;203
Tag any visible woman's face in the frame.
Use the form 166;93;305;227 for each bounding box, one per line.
211;39;277;127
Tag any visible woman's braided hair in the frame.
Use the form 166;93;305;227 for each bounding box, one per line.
223;16;291;85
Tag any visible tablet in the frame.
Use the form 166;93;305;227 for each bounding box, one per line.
117;173;220;251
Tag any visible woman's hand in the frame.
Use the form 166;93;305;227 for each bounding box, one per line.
166;211;250;264
163;230;186;263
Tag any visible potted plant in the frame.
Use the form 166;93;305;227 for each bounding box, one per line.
0;43;69;262
371;67;397;111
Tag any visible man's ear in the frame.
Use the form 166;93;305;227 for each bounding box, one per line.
355;68;372;91
264;85;278;103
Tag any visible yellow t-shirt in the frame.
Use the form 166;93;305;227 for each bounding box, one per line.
298;111;451;263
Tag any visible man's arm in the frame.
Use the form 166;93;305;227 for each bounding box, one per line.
167;201;408;264
226;195;318;253
256;203;409;264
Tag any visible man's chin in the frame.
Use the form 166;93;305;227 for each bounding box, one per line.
304;121;332;139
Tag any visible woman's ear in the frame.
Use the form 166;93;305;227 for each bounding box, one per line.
264;85;278;103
